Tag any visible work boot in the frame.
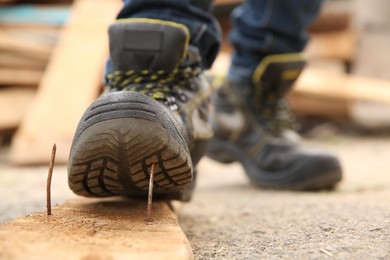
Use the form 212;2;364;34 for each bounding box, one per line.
68;19;212;201
207;54;342;190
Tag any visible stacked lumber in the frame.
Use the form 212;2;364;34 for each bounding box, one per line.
0;3;70;85
9;0;122;165
0;1;70;132
292;68;390;124
306;11;358;73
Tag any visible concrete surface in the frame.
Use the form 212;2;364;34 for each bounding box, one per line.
0;135;389;259
181;136;390;259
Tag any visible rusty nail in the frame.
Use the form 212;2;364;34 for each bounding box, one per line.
46;144;56;216
146;162;156;223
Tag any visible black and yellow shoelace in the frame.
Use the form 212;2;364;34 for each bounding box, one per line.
253;85;298;132
107;66;201;96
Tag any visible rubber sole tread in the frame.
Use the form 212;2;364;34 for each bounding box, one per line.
68;118;192;198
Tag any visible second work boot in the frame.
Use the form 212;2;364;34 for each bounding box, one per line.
68;19;212;201
207;54;342;190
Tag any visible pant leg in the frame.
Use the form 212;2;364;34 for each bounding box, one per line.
116;0;221;69
229;0;323;82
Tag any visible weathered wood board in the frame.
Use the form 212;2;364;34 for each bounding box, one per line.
0;68;42;86
0;198;193;260
292;68;390;127
305;29;358;63
0;87;36;130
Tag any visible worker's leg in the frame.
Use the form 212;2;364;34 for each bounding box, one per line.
68;0;220;201
207;0;343;190
116;0;220;68
229;0;322;81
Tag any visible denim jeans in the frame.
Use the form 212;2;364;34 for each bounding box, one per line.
118;0;221;69
113;0;322;82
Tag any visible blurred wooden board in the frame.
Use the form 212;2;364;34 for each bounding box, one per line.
0;87;36;130
291;68;390;127
0;31;53;60
0;26;60;70
0;24;61;34
294;68;390;105
306;29;358;62
0;198;193;259
0;52;46;69
309;12;350;32
0;68;42;86
10;0;122;165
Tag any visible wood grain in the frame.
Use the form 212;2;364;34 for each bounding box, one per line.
10;0;123;164
0;198;193;259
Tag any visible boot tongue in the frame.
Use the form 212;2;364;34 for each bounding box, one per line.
108;19;189;72
251;54;306;97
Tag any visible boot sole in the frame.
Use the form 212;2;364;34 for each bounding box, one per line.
68;92;193;198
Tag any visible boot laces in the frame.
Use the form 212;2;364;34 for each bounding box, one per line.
253;84;298;133
105;65;202;111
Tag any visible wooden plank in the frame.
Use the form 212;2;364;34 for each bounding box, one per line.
0;52;46;69
0;24;61;34
0;68;43;86
9;0;122;165
289;91;350;119
0;87;36;130
0;198;193;259
291;68;390;127
305;29;358;62
295;68;390;105
0;27;59;68
308;12;351;33
0;31;53;60
1;26;60;46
